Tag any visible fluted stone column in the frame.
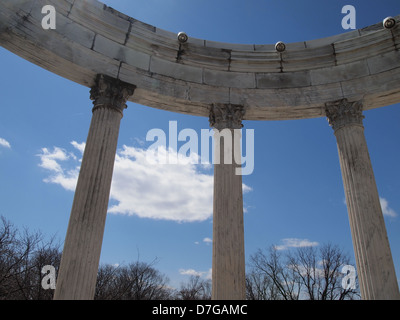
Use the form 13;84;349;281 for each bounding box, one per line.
209;103;246;300
326;99;399;300
54;75;135;300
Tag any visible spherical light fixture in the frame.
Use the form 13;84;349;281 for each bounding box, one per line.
383;17;396;29
275;41;286;52
177;32;188;43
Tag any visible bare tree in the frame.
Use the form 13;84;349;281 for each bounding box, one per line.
25;238;61;300
287;243;359;300
0;216;61;300
95;264;122;300
0;216;19;298
247;243;360;300
176;275;211;300
0;216;361;301
246;270;281;300
248;247;302;300
95;259;173;300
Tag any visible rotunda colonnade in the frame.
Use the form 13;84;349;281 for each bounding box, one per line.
0;0;399;300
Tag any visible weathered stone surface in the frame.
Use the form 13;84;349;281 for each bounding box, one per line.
150;56;203;83
205;39;254;51
392;23;400;50
93;34;151;70
181;48;231;71
230;82;343;116
1;0;399;120
310;60;370;86
54;75;134;300
210;104;246;300
126;21;178;61
334;29;394;64
256;71;311;89
204;69;256;88
69;0;130;44
341;67;400;99
326;99;400;300
0;4;119;85
230;51;281;73
282;45;336;71
367;50;400;74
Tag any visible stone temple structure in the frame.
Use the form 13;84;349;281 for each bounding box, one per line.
1;0;399;300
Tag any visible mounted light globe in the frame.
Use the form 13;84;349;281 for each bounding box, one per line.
383;16;396;29
275;41;286;52
177;32;188;43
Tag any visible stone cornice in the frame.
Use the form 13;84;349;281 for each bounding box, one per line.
325;99;365;131
1;1;399;120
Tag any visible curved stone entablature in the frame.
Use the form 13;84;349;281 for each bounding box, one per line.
0;0;399;120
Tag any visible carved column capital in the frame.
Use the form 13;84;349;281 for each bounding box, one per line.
90;74;136;115
325;99;364;132
209;103;245;130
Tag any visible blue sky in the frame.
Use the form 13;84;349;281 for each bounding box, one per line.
1;0;400;290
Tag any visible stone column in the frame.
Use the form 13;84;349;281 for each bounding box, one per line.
326;98;399;300
54;75;135;300
209;103;246;300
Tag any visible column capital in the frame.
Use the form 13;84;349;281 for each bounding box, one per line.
325;98;364;132
90;74;136;115
209;103;245;130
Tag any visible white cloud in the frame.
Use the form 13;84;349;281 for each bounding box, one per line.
37;143;83;191
275;238;319;251
179;268;204;277
243;184;252;193
38;147;69;173
179;268;212;280
0;137;11;149
70;141;85;154
203;237;212;245
108;145;214;222
38;142;252;223
380;197;397;218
